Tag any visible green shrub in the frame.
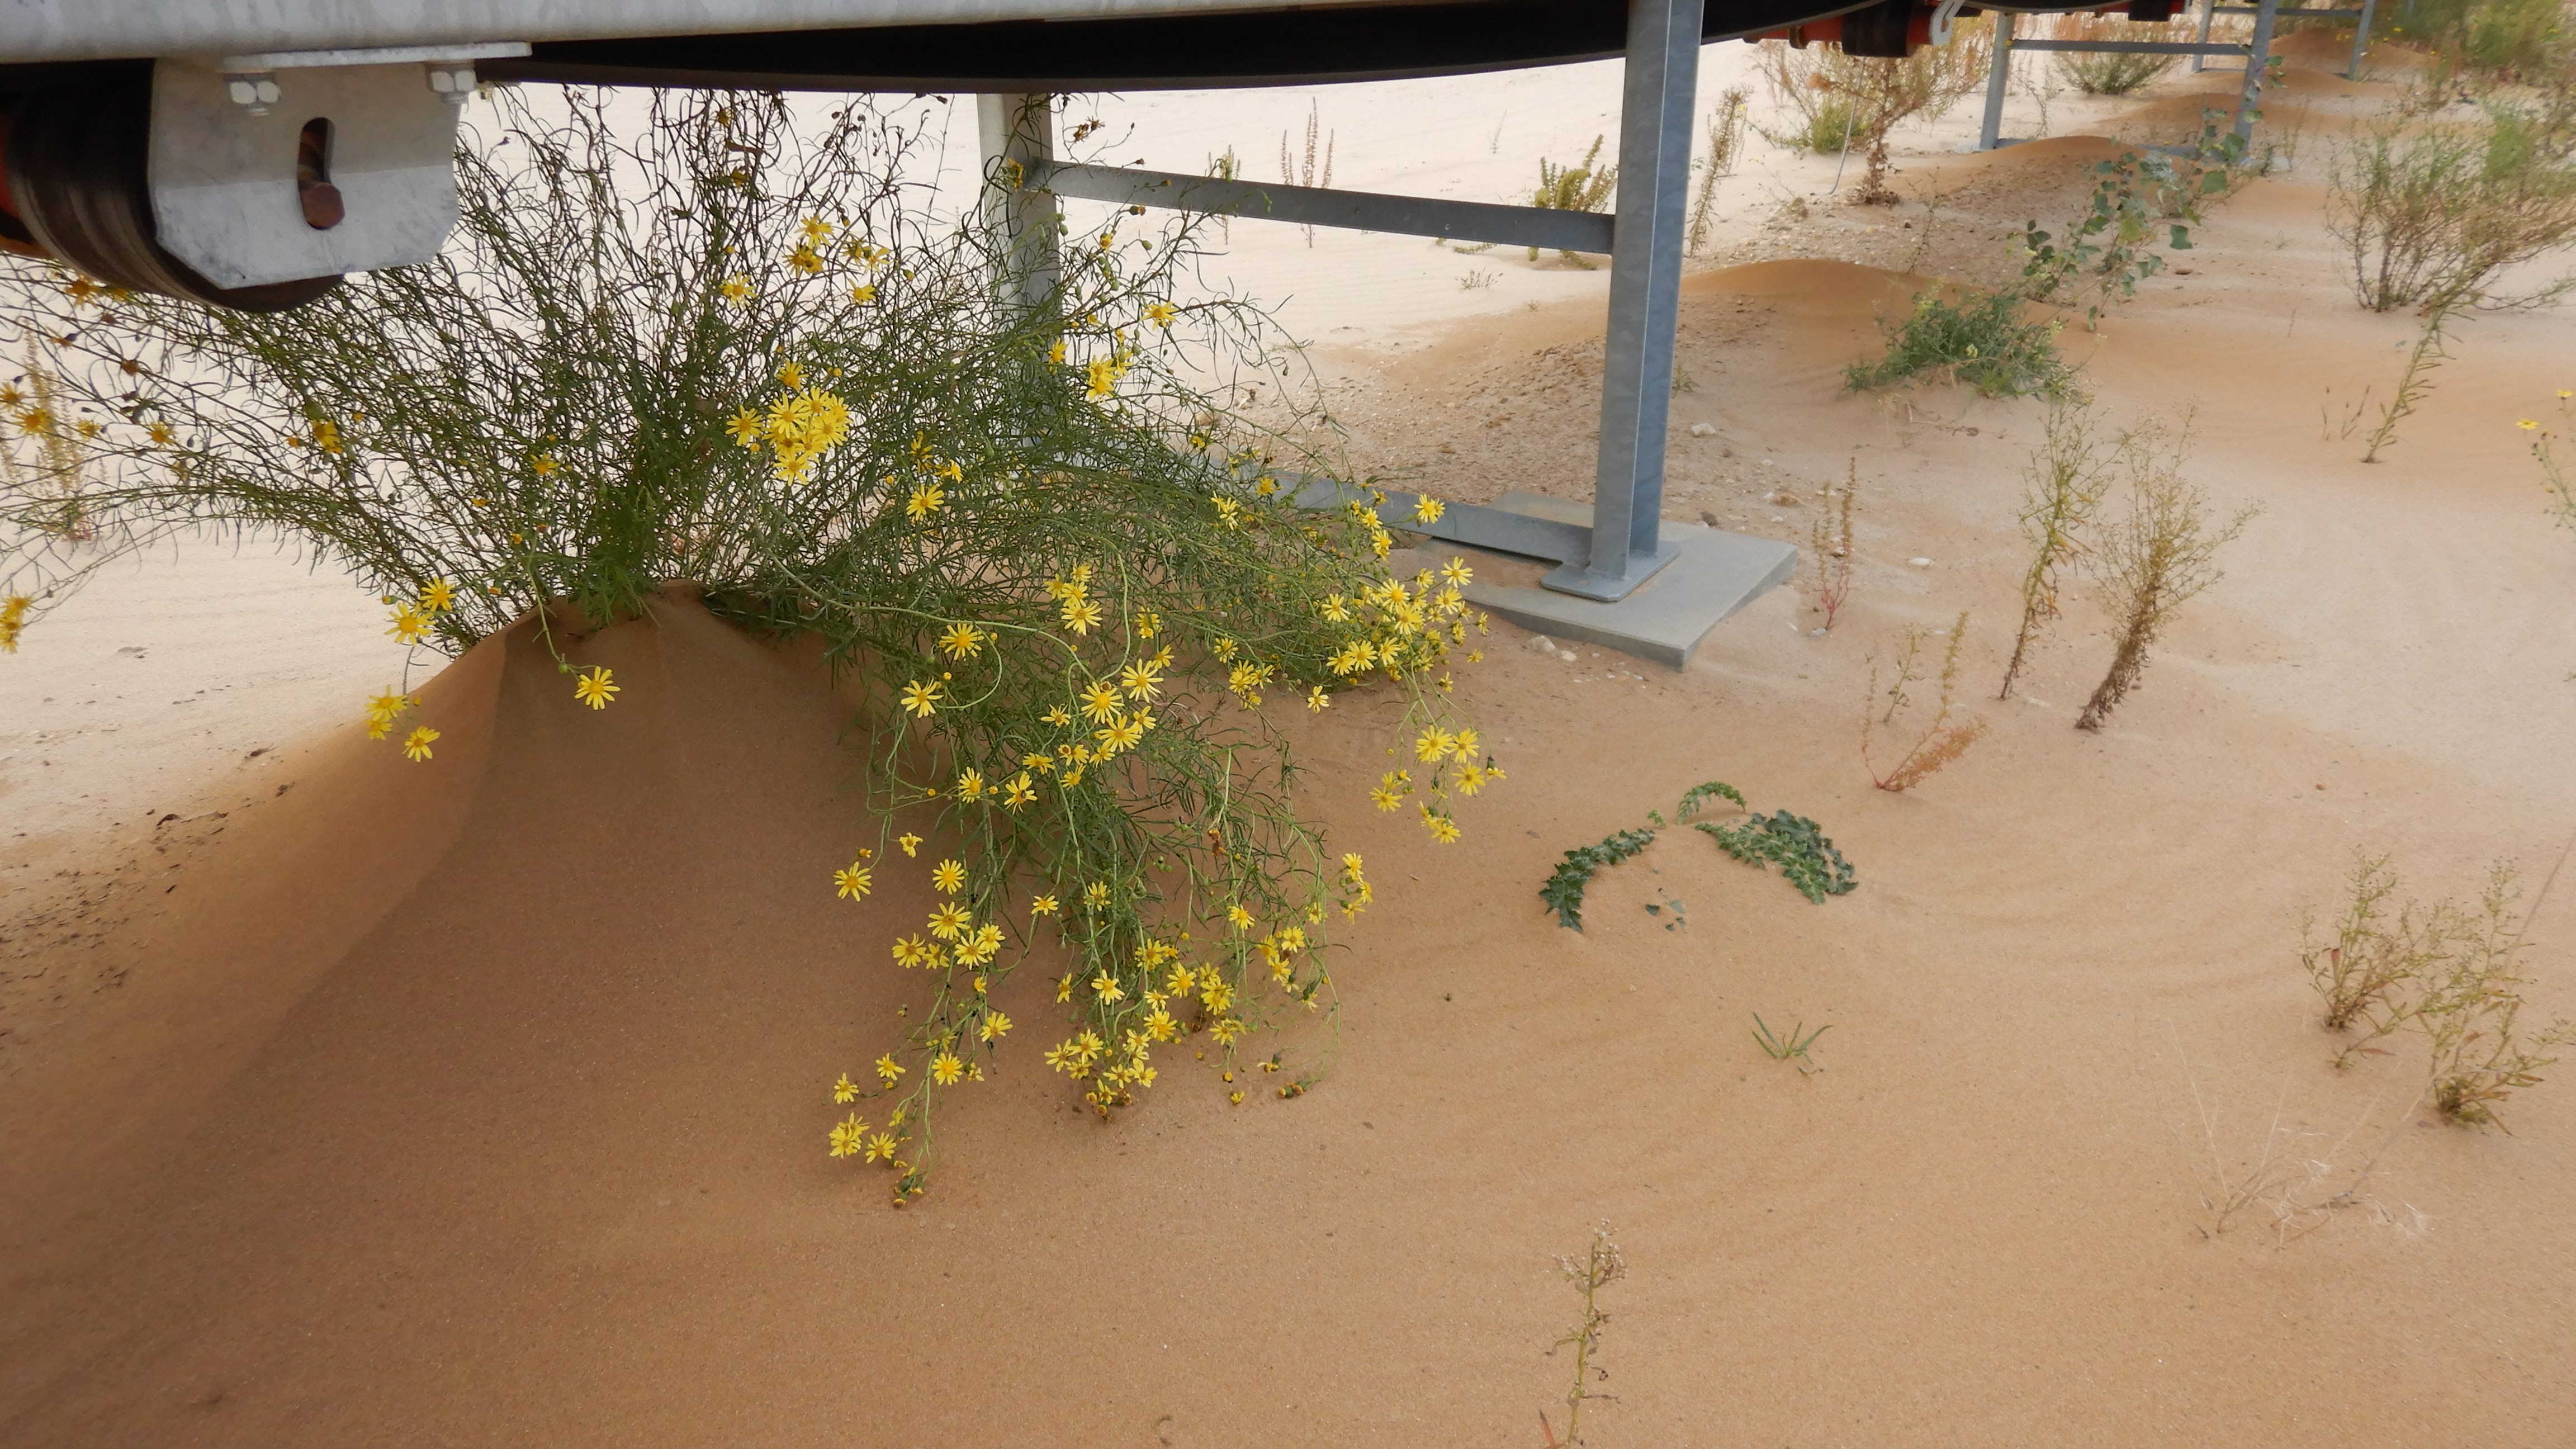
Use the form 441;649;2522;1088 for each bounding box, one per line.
0;88;1495;1197
1844;288;2076;398
2329;104;2576;313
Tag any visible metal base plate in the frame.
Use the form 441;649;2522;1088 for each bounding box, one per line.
1460;492;1797;669
1540;540;1683;600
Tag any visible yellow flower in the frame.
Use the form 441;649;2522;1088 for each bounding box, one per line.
899;834;922;857
1412;496;1446;525
979;1011;1014;1043
1060;596;1103;634
386;604;432;645
1091;972;1126;1003
418;578;457;613
899;680;943;717
932;1052;964;1086
531;453;560;477
929;903;972;940
828;1114;866;1158
720;274;752;304
1414;728;1455;762
1048;338;1067;364
931;859;967;893
865;1131;899;1163
832;1073;860;1104
402;725;440;762
776;361;807;390
146;421;177;447
310;419;344;454
1085;881;1111;907
834;863;873;899
937;622;985;658
1145;301;1178;327
364;689;411;727
1459;765;1490;795
1005;773;1036;809
1422;806;1461;844
1306;686;1330;712
1451;728;1480;760
907;482;945;520
1028;894;1059;918
1134;610;1160;638
2520;419;2541;431
573;665;619;710
788;242;823;275
727;408;764;448
1211;495;1243;528
875;1053;906;1084
955;768;987;801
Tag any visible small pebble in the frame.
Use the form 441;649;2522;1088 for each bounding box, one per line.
1908;557;1934;568
1525;634;1559;655
1688;422;1716;437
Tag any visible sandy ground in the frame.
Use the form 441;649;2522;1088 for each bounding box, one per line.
6;31;2575;1448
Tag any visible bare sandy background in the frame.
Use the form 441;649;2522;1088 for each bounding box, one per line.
6;32;2575;1447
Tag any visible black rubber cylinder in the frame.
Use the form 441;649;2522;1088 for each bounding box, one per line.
3;80;342;312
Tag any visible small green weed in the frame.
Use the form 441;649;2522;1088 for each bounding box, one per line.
1538;780;1854;929
1843;287;2076;399
1695;810;1858;903
1752;1014;1831;1073
1540;827;1659;931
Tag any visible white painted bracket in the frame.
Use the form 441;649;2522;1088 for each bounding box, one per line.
148;55;487;288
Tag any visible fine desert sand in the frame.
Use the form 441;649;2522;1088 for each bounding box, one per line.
4;30;2574;1447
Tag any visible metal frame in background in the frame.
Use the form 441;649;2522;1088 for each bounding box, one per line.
1978;0;2326;153
979;0;1712;605
2192;0;2377;78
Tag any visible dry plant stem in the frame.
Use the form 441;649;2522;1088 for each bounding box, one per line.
1864;610;1987;791
2304;853;2444;1066
1280;101;1334;247
2075;420;2254;731
2000;400;2108;698
1754;25;1992;201
2418;864;2575;1129
1546;1223;1625;1447
1687;87;1750;255
1808;463;1856;629
2361;300;2458;463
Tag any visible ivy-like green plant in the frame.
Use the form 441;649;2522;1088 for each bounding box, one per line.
1538;827;1659;932
1538;780;1855;929
1695;809;1858;905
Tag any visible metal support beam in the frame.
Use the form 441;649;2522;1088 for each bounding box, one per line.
1979;9;2015;153
977;92;1059;314
2347;0;2377;78
2004;39;2256;53
2234;0;2276;145
1547;0;1700;603
1034;160;1613;254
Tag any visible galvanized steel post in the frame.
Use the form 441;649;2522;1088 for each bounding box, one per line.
2235;0;2276;145
977;92;1059;314
1550;0;1701;602
1978;9;2016;152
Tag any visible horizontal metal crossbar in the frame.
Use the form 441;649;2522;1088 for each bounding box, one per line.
2209;3;2364;12
1285;475;1594;562
1034;159;1616;253
2005;39;2250;53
